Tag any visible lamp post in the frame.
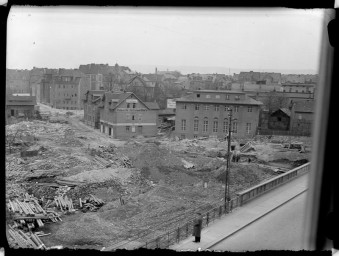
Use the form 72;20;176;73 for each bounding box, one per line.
225;107;237;207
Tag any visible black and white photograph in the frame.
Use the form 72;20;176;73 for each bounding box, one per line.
4;6;337;253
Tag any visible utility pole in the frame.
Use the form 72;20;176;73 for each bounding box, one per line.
225;107;236;206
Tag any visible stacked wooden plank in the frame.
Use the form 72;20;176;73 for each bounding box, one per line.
52;195;75;212
7;194;62;229
80;194;105;212
7;226;47;249
93;155;111;168
119;155;133;168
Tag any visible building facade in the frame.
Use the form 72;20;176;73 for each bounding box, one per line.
99;92;159;139
290;100;314;136
174;90;263;139
40;69;89;110
83;90;105;129
281;83;315;93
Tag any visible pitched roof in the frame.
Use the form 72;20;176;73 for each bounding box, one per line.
144;102;160;110
102;91;152;110
279;108;291;117
6;96;36;106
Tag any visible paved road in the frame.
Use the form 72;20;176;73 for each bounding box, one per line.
209;191;307;251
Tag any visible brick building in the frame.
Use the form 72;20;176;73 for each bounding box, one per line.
99;91;159;139
6;95;37;122
83;90;105;129
174;90;263;139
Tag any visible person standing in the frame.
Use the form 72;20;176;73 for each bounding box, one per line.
192;213;203;243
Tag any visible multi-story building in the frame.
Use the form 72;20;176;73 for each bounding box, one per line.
174;90;263;139
99;91;159;139
6;69;31;94
83;90;105;129
281;83;315;94
40;69;90;110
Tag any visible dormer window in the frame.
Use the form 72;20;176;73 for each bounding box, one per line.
127;103;130;108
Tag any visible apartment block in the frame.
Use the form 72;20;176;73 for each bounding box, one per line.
83;90;105;129
175;90;263;139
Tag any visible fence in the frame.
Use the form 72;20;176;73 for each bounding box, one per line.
116;162;310;250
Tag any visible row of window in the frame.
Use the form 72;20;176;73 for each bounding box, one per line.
196;93;240;100
126;103;137;108
57;84;76;89
183;104;252;112
126;114;142;121
181;118;252;134
57;92;77;97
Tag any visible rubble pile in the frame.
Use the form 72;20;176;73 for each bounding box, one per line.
92;145;133;168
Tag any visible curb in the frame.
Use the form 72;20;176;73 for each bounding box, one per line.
204;188;308;250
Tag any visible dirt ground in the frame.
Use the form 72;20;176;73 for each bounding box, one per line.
6;104;311;250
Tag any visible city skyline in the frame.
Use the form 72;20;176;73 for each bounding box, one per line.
7;7;324;74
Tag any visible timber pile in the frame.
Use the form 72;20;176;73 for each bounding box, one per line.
51;195;75;213
7;194;62;229
79;194;105;212
7;226;47;249
119;155;133;168
92;155;112;168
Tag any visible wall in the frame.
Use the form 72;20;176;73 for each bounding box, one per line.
175;101;260;139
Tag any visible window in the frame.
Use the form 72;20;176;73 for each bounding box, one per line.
215;105;219;111
133;103;136;108
194;118;199;132
138;114;142;121
223;119;228;133
126;126;130;132
216;95;220;99
181;119;186;131
232;122;238;133
75;93;77;97
235;95;240;100
278;117;282;122
246;123;251;135
127;103;130;108
248;106;253;112
182;104;187;109
132;115;135;121
206;95;211;98
195;104;200;110
194;135;198;139
203;118;208;133
234;106;239;112
205;105;209;111
225;106;229;111
213;119;218;133
226;94;230;100
197;94;200;98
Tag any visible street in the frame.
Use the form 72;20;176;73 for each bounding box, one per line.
210;191;307;251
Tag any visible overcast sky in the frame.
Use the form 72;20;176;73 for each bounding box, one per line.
7;7;325;74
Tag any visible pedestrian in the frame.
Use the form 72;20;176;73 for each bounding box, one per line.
192;213;203;243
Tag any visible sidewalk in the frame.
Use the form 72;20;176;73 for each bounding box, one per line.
170;173;309;251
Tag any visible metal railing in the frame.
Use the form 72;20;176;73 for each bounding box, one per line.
236;163;310;206
113;162;310;250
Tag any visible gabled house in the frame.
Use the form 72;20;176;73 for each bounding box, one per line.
83;90;105;128
99;92;159;139
268;108;291;131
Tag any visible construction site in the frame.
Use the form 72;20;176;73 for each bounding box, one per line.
6;103;311;250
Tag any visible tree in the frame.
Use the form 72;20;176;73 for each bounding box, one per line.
262;91;289;113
